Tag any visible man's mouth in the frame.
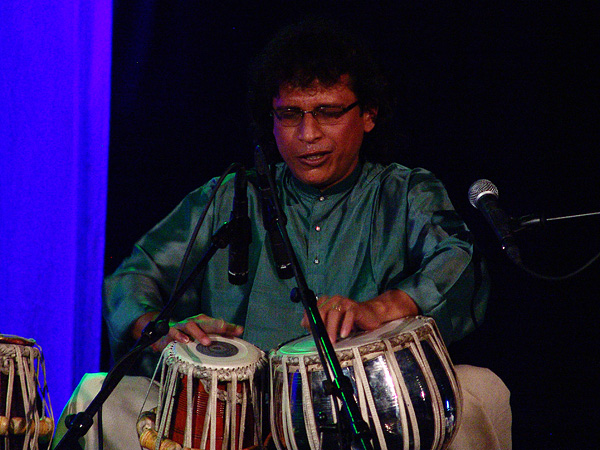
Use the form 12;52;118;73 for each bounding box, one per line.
298;150;330;164
303;154;325;161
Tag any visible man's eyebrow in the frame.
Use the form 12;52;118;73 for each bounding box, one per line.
274;102;345;109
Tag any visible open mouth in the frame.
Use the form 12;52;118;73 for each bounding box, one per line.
298;151;330;165
303;154;324;161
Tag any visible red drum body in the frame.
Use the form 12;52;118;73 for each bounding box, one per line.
138;336;266;450
0;335;53;450
269;316;462;450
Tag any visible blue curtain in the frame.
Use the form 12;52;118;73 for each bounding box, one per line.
0;1;112;415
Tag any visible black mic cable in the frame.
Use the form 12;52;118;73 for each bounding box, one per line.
254;145;293;279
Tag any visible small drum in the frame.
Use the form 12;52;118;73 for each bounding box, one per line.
269;316;461;450
138;336;267;450
0;335;54;450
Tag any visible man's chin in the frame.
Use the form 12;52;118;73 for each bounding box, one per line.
295;173;340;191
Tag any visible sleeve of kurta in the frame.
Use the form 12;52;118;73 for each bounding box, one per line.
102;178;222;364
373;167;489;345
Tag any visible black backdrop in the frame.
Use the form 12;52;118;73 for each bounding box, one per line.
105;2;600;449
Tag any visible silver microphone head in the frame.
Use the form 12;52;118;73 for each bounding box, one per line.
468;179;499;208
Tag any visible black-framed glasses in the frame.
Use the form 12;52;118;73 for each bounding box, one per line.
271;101;360;127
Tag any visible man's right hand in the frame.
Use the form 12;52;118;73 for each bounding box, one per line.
131;312;244;353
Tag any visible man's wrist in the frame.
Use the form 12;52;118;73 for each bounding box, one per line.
369;289;419;321
130;311;161;340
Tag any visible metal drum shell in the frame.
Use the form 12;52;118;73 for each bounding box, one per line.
269;316;462;450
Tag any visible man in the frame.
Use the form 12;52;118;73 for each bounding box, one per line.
54;19;511;450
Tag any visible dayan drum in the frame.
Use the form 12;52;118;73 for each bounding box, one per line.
138;336;267;450
269;316;461;450
0;335;54;450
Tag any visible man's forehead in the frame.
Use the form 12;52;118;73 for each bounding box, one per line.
278;75;352;95
275;75;354;103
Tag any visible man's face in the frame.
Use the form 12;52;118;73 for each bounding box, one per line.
272;75;376;191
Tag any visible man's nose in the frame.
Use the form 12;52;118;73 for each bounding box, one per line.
296;112;324;143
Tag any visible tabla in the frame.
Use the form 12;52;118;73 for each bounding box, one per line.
269;316;461;450
138;336;267;450
0;335;54;450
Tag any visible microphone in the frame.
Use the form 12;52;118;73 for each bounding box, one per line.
228;167;251;284
254;145;293;279
468;179;522;265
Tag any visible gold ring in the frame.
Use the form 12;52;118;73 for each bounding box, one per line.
332;304;342;312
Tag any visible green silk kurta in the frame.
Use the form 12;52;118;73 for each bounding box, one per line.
103;161;488;376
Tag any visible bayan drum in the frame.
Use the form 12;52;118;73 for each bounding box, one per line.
138;336;267;450
0;335;53;450
269;316;461;450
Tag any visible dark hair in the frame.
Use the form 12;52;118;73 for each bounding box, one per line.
247;19;396;164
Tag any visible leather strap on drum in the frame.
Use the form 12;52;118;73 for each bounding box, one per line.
350;346;387;449
0;340;54;448
383;339;417;449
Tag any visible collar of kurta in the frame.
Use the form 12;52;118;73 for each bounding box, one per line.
286;160;364;200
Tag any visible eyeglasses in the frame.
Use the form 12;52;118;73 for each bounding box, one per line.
271;101;360;127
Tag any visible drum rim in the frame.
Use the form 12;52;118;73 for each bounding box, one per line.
164;336;267;381
270;316;436;366
1;341;41;366
0;335;36;346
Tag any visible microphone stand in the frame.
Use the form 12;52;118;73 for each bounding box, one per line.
253;146;373;450
500;209;600;281
54;213;244;450
514;210;600;232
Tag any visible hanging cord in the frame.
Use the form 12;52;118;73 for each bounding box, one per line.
510;248;600;281
511;212;600;281
98;162;240;450
169;162;241;301
469;246;485;330
103;162;239;387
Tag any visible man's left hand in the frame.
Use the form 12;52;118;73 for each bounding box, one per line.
300;290;419;344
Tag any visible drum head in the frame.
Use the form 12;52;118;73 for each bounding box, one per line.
276;316;429;357
0;334;36;346
167;335;264;372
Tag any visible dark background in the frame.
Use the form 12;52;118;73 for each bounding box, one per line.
104;2;600;449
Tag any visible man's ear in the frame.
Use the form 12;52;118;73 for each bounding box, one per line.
363;107;378;132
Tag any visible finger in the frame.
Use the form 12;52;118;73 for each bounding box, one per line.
301;311;309;329
178;320;212;346
339;308;356;339
189;315;244;341
169;326;193;344
353;302;382;332
150;336;170;353
150;324;192;353
317;295;332;309
302;295;329;329
202;317;244;336
330;301;343;313
225;320;244;336
325;306;344;344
